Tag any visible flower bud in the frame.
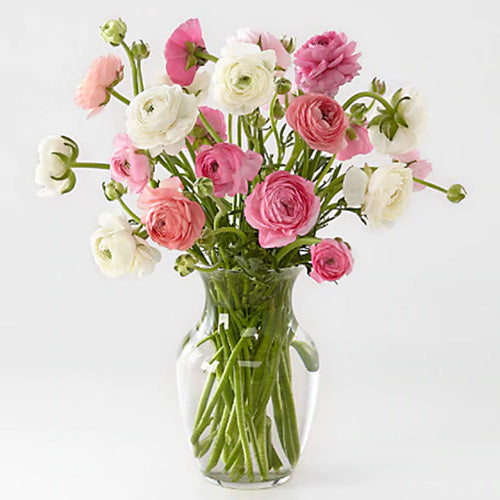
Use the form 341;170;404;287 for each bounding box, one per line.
446;184;466;203
275;77;292;95
247;109;267;129
194;177;214;198
174;253;197;277
370;77;386;95
280;35;296;54
100;18;127;46
198;228;216;249
131;40;150;60
272;99;285;120
103;181;126;201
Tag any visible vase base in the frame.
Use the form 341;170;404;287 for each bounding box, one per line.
205;473;291;490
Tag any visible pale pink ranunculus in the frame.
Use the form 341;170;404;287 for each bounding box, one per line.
195;143;262;198
75;55;123;116
392;150;433;192
164;18;206;87
337;124;373;161
294;31;361;96
244;171;320;248
110;133;151;193
309;238;353;283
137;177;205;250
188;106;228;149
229;28;291;72
286;94;349;154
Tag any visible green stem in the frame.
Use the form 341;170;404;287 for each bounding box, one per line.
121;41;139;95
106;87;130;105
194;51;218;63
342;91;393;112
211;227;247;240
72;162;110;169
413;177;447;193
228;114;233;144
199;109;223;143
269;94;284;164
276;237;322;264
137;59;144;93
118;198;141;224
285;135;303;171
315;154;336;190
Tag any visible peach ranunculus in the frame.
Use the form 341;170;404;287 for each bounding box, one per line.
286;94;349;154
75;55;124;116
137;177;205;250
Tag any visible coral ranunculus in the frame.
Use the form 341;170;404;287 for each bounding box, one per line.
75;55;124;116
294;31;361;96
337;124;373;161
286;94;349;153
309;238;353;283
164;18;206;87
137;177;206;250
195;143;262;197
244;171;320;248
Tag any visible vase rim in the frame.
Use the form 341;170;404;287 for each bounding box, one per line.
197;266;302;278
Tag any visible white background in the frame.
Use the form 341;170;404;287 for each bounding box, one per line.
1;0;499;498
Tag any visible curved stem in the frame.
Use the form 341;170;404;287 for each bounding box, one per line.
121;41;139;96
276;236;322;263
118;198;141;224
211;227;247;240
342;91;393;112
199;109;223;143
106;88;130;105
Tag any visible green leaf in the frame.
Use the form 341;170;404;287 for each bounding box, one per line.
291;340;319;372
391;88;403;107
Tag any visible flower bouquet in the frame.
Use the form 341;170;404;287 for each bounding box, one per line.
36;17;466;489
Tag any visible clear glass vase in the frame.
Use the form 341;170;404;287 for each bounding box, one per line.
176;267;319;489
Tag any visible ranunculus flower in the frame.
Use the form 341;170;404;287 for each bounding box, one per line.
364;163;413;228
75;55;123;116
91;211;161;278
110;133;150;193
137;177;206;250
309;238;353;283
369;90;427;155
244;171;320;248
392;150;432;192
152;67;211;104
294;31;361;96
164;18;206;87
188;106;228;149
213;42;276;115
337;124;373;161
126;85;198;156
342;166;369;206
195;143;262;197
228;28;291;73
35;136;75;196
286;94;349;153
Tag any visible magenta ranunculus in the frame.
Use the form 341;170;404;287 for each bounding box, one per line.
75;55;123;116
392;150;433;192
337;124;373;161
188;106;228;149
294;31;361;96
137;177;206;250
110;133;150;193
244;171;320;248
286;94;349;153
195;143;262;198
309;238;353;283
164;18;206;87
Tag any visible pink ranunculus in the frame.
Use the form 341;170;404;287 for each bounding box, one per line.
75;55;124;116
337;124;374;161
392;150;433;192
188;106;228;149
164;18;206;87
229;28;291;72
309;238;354;283
195;143;262;198
294;31;361;96
286;94;349;154
137;177;205;250
110;133;151;193
244;171;320;248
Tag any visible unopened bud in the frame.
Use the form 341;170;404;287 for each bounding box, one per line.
131;40;150;60
103;181;126;201
100;18;127;46
198;229;215;249
174;254;197;277
370;77;386;95
275;77;292;95
272;99;285;119
280;35;296;54
194;177;214;198
247;109;267;129
447;184;467;203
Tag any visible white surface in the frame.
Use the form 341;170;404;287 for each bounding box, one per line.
1;0;499;498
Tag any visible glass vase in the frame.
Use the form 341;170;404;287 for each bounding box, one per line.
176;267;319;489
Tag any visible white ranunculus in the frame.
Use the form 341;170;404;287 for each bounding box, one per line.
343;167;369;206
369;90;427;155
35;136;73;196
91;211;161;278
364;163;413;228
151;68;211;104
126;85;198;156
212;42;276;115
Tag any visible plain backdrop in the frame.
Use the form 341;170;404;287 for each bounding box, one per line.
0;0;499;498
